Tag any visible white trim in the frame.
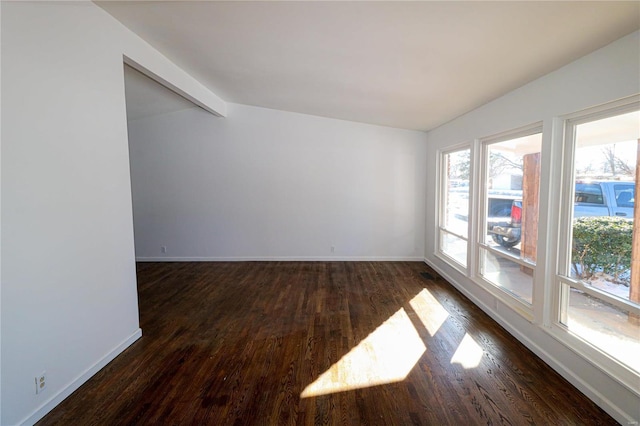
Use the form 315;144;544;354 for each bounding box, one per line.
136;256;425;262
561;94;640;126
538;117;566;328
436;143;472;274
436;231;468;269
123;56;226;118
473;123;543;317
435;147;446;255
423;258;638;426
558;276;640;314
471;272;534;322
468;139;481;278
480;121;545;145
438;227;468;242
475;137;490;275
434;251;467;275
557;114;579;279
18;329;143;426
546;321;640;397
479;243;536;269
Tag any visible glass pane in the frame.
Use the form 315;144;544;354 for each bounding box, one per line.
572;110;639;296
613;184;634;208
575;183;604;205
485;133;542;265
443;150;470;238
564;286;640;374
441;233;467;267
480;248;533;304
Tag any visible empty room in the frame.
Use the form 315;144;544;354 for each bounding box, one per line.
1;1;639;425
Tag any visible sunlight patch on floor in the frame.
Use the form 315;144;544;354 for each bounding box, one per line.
450;333;483;369
409;288;449;336
301;308;426;398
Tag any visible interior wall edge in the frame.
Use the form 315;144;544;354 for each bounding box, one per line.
122;55;226;118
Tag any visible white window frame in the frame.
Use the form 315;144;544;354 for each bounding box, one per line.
473;122;543;319
436;143;473;273
549;95;640;395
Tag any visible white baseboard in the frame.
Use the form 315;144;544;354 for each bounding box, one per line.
422;258;638;426
136;256;425;262
19;328;143;426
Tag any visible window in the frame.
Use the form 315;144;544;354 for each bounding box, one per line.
477;128;542;306
438;148;471;268
575;183;604;205
557;105;640;381
613;184;634;208
433;96;640;410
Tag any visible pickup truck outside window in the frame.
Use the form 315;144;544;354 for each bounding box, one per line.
488;180;635;249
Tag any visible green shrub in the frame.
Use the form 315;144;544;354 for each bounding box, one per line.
572;216;632;284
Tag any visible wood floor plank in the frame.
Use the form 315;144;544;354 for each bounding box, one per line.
38;262;618;425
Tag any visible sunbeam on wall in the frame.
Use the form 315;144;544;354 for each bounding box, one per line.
301;308;426;398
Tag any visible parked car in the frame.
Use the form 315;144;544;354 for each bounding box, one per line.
488;201;522;248
488;181;635;248
574;180;635;218
487;189;523;217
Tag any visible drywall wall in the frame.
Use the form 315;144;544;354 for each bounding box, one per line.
0;2;224;424
425;31;640;424
127;103;427;261
1;3;138;424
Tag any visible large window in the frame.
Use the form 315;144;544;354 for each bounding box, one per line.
433;96;640;415
557;106;640;380
477;128;542;306
438;148;471;268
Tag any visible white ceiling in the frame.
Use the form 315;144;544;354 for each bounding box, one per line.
103;1;640;131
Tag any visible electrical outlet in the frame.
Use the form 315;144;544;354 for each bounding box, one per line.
161;246;167;254
35;371;46;394
331;245;335;253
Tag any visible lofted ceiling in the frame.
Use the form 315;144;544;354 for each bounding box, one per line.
102;1;640;131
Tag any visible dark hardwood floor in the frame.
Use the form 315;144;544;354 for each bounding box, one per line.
38;262;617;425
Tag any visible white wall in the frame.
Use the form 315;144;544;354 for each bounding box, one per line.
425;31;640;424
0;3;223;425
127;103;427;261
